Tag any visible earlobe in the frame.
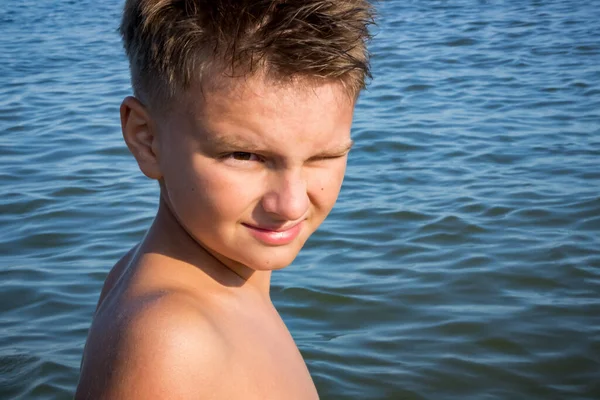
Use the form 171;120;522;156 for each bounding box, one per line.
120;96;163;180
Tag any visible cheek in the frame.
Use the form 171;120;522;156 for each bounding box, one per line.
170;158;262;221
309;163;347;209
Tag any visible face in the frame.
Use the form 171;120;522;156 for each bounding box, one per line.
153;75;355;274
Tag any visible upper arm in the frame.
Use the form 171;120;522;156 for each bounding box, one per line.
77;294;228;399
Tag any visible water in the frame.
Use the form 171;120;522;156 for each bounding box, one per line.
1;0;599;398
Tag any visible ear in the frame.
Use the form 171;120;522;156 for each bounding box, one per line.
120;96;162;180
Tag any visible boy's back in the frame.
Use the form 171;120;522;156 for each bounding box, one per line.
78;209;318;398
76;1;373;398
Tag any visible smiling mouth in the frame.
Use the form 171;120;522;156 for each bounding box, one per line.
242;222;300;232
242;221;303;245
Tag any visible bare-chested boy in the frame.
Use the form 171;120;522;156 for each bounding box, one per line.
76;1;373;398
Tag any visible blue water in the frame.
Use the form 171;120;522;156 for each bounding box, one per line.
1;0;599;398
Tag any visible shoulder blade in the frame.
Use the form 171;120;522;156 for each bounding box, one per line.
76;292;228;399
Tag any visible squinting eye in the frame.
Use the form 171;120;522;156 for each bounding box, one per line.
230;152;259;161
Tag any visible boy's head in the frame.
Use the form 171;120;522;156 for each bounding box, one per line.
120;0;373;108
118;0;374;275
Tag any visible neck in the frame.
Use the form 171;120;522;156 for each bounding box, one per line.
142;196;272;296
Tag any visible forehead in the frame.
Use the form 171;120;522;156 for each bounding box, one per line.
177;74;356;150
195;72;352;113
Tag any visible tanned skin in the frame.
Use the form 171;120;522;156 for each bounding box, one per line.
76;75;355;399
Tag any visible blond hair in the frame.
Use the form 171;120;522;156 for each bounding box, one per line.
120;0;374;105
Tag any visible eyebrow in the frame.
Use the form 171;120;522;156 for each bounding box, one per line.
207;135;264;152
208;135;354;158
310;140;354;158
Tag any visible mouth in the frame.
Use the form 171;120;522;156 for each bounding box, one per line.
242;221;303;246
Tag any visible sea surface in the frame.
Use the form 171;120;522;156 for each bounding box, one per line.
1;0;599;398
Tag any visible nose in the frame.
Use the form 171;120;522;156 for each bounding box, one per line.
261;168;309;222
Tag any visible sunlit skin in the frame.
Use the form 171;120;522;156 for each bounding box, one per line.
154;77;354;285
75;73;356;399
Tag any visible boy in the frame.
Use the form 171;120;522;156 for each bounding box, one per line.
76;0;373;398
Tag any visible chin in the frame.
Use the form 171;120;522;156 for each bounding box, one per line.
250;256;300;271
242;247;303;272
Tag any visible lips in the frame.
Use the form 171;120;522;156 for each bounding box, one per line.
242;221;303;246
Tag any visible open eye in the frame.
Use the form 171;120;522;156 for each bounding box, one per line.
229;152;261;162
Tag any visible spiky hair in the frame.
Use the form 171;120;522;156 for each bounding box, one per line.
120;0;374;104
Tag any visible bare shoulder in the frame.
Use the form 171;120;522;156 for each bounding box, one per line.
76;290;230;399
